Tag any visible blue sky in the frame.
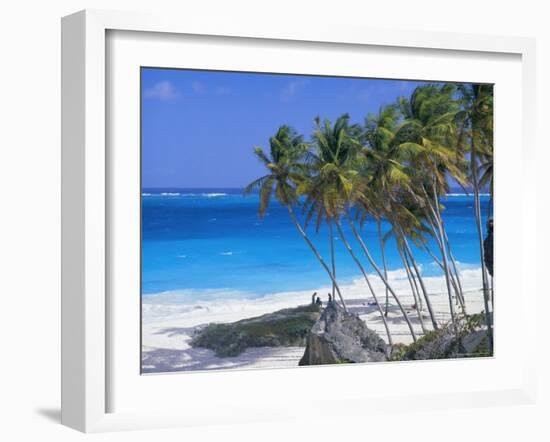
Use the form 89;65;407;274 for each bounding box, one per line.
141;68;432;189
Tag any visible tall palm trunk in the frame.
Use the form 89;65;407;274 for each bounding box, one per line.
334;222;395;346
424;243;465;312
376;219;390;317
329;221;336;299
427;182;456;325
337;223;416;343
434;209;466;310
397;242;427;334
442;228;465;305
403;247;423;311
401;234;439;330
470;140;494;352
345;211;419;340
286;205;347;311
424;212;466;311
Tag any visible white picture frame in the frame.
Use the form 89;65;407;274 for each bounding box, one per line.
61;9;537;433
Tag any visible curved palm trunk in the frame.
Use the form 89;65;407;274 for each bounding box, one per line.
329;221;336;299
401;235;439;330
437;216;466;311
425;244;465;311
397;242;427;334
428;183;456;325
404;248;423;311
422;187;458;306
424;241;465;313
442;228;465;304
426;210;465;309
471;143;494;352
344;211;418;341
286;205;347;311
335;222;395;347
376;219;390;317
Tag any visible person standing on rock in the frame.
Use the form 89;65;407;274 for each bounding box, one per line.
311;291;318;304
484;219;493;277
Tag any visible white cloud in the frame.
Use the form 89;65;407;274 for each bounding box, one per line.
280;79;308;101
143;81;180;101
215;86;231;96
191;81;206;94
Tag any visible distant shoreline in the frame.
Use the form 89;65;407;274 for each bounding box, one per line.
140;189;491;197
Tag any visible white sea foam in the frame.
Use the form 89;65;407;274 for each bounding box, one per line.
219;251;233;256
142;266;484;326
142;192;229;198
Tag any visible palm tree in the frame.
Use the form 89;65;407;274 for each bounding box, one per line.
396;84;468;326
396;241;427;333
384;198;440;330
361;103;440;330
479;154;494;218
298;114;405;344
299;115;363;306
244;125;348;310
343;210;418;342
377;201;430;333
455;84;494;351
363;105;401;316
342;179;420;340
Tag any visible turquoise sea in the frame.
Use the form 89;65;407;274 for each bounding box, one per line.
141;189;490;300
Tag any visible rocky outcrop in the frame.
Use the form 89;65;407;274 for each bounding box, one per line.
394;313;491;361
299;302;387;365
190;304;321;357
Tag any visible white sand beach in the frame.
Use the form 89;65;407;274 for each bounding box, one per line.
142;268;487;373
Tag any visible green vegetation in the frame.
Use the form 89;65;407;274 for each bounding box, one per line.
190;304;321;357
390;313;492;361
246;83;494;351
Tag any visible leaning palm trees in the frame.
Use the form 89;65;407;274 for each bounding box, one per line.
396;84;468;326
244;125;348;310
304;114;418;342
455;84;494;351
245;81;494;355
363;105;400;317
362;104;440;329
298;114;405;345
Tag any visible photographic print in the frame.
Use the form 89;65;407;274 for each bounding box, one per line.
140;68;494;374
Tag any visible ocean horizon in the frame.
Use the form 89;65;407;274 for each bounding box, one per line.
141;188;491;302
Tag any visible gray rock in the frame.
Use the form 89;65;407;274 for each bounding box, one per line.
461;329;487;354
399;313;491;360
299;302;387;365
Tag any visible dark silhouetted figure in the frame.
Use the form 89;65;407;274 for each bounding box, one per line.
484;219;493;277
315;296;322;307
311;292;317;304
327;293;332;304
